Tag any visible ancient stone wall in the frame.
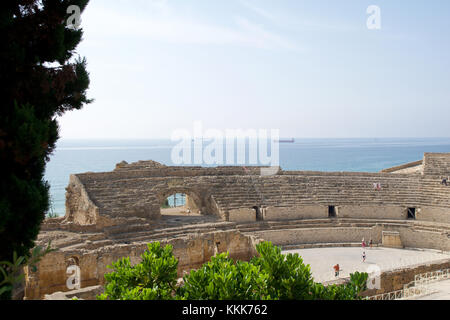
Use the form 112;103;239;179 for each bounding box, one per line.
248;223;450;252
380;160;423;174
250;226;382;247
423;153;450;176
382;231;403;248
262;205;329;221
65;175;100;226
418;206;450;224
24;230;261;300
378;258;450;295
64;155;450;227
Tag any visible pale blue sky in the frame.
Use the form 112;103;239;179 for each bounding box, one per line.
59;0;450;139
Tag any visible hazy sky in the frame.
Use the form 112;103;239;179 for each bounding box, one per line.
59;0;450;139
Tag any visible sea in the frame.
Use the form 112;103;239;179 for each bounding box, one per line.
45;138;450;216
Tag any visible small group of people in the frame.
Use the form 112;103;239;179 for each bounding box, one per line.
333;238;373;277
361;238;373;263
373;182;382;191
361;238;373;250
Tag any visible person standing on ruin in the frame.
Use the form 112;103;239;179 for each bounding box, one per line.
362;238;366;249
369;239;373;249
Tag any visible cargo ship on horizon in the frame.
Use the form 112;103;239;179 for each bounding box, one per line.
275;138;295;143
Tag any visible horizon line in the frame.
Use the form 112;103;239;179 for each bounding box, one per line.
57;136;450;141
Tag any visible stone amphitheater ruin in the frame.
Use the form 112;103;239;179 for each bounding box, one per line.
25;153;450;299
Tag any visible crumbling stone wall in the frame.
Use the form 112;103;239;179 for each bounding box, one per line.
378;259;450;295
423;153;450;176
65;155;450;227
24;230;262;300
250;223;450;252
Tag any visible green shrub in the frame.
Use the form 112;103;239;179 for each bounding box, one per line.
0;242;55;297
98;241;368;300
98;242;178;300
179;253;270;300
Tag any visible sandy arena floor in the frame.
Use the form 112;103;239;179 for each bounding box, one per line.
282;247;450;283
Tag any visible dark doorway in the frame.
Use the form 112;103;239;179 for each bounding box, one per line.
328;206;337;218
407;208;416;220
253;206;263;221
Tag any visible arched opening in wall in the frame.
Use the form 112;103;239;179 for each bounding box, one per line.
407;207;416;220
161;193;195;215
159;190;217;225
253;206;263;221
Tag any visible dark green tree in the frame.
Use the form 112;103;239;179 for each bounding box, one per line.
0;0;91;299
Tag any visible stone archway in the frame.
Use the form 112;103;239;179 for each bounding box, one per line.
158;188;203;216
156;188;223;225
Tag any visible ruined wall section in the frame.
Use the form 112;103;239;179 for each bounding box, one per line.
249;223;450;252
380;160;424;174
113;162;273;176
24;230;262;300
423;153;450;176
71;174;240;224
68;157;450;227
65;175;103;226
213;173;425;222
214;173;450;224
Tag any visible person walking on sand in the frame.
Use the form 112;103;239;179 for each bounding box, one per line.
362;252;366;263
333;264;340;277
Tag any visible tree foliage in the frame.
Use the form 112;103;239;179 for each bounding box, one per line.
0;0;91;299
0;242;55;297
99;241;368;300
98;242;179;300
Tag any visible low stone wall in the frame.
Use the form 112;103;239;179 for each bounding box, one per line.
250;224;450;252
229;208;257;222
398;228;450;252
418;206;450;224
44;285;103;300
24;230;262;300
264;206;329;221
337;205;407;220
377;258;450;295
250;226;382;247
257;205;410;222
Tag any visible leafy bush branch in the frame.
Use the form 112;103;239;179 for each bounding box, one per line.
0;242;55;297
